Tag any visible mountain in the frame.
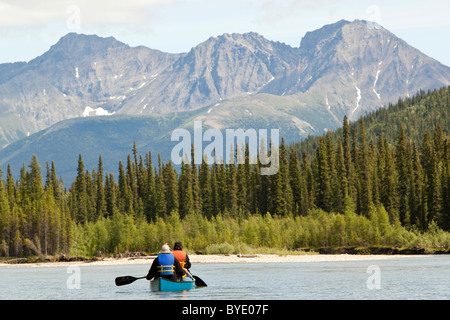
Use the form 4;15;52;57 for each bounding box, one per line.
0;113;199;185
0;19;450;183
0;33;181;148
1;19;449;150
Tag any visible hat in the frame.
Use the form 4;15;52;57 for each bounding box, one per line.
174;241;183;250
159;244;171;254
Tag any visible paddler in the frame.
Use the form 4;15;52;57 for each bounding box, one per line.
172;241;191;270
145;243;187;282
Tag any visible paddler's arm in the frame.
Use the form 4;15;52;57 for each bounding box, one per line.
184;254;192;269
145;258;159;280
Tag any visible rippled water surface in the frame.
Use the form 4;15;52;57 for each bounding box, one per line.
1;255;449;300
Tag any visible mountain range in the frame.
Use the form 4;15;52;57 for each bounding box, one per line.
0;19;449;184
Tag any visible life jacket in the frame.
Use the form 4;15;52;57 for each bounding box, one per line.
172;250;187;268
157;253;175;276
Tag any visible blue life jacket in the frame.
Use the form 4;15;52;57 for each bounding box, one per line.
157;253;175;276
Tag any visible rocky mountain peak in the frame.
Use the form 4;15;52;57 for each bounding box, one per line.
0;21;449;150
30;33;128;65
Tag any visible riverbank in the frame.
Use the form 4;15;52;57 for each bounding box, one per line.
0;253;431;268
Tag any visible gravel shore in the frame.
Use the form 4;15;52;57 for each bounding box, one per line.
0;253;427;268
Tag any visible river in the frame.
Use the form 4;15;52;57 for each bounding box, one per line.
0;255;449;300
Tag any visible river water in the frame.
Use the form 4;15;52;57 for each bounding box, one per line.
0;255;449;300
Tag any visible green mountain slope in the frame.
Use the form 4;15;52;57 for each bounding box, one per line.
0;113;197;184
293;86;450;157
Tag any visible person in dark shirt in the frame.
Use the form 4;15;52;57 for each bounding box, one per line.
145;244;186;282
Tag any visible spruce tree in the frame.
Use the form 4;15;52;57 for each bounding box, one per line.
191;144;201;214
95;156;106;218
105;173;116;217
335;137;348;212
178;159;194;218
226;159;237;217
358;118;373;216
441;139;450;230
396;125;411;227
145;152;156;221
289;149;303;215
315;136;331;211
382;139;398;223
163;160;179;216
73;154;88;223
421;131;440;227
410;143;424;228
279;139;293;214
301;150;313;212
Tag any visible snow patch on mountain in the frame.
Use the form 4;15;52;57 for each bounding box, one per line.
83;107;115;117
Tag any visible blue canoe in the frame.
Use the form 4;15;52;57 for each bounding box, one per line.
150;277;196;292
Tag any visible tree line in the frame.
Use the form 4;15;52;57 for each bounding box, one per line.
0;87;449;258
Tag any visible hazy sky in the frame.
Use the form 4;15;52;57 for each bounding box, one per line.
1;0;449;66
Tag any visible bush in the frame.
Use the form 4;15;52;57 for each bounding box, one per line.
205;242;235;254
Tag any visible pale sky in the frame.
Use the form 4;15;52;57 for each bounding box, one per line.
0;0;449;66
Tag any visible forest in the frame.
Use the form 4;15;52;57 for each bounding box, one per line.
0;87;449;258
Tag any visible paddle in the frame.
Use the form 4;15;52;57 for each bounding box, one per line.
187;270;207;287
115;276;146;286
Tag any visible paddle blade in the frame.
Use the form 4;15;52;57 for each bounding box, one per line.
115;276;144;286
193;276;207;287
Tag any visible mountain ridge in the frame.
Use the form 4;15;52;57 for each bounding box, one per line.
0;19;449;183
0;19;449;150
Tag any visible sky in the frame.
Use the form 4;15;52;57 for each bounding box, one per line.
0;0;449;66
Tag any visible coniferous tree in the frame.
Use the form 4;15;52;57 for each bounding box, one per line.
199;155;212;217
73;154;88;223
145;152;156;221
410;143;424;228
335;137;348;212
29;155;43;204
396;125;411;227
50;161;61;201
422;131;440;226
154;169;167;217
6;165;15;207
0;170;11;256
191;144;201;214
301;150;313;212
351;128;359;210
271;166;286;216
104;173;116;217
441;139;450;229
216;161;228;215
226;159;237;217
178;158;194;218
381;138;398;223
315;136;331;211
126;154;139;212
163;160;179;216
358;118;373;216
118;160;132;214
236;150;248;213
289;149;303;215
280;139;293;215
95;156;106;218
210;163;219;217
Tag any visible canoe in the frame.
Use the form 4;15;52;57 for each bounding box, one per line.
150;277;196;292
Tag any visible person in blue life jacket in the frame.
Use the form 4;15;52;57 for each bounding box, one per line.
145;244;187;281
